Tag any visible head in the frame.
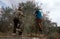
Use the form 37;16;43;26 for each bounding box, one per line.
34;8;42;11
18;6;22;11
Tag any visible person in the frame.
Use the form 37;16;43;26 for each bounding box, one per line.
35;8;43;33
12;7;24;35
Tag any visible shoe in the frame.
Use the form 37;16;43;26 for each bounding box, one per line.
12;33;16;36
18;31;22;35
16;28;21;31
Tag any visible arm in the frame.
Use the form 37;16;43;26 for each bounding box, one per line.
19;11;25;17
21;12;25;17
33;11;37;16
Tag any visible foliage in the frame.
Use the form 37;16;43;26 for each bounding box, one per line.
42;17;58;34
18;1;40;34
0;7;13;32
0;1;58;34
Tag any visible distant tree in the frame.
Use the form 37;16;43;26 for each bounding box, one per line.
18;1;41;34
0;7;13;32
42;14;58;34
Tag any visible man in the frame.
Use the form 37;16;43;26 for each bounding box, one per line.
35;9;43;33
13;7;24;35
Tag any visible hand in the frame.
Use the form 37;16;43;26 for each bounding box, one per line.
22;15;25;17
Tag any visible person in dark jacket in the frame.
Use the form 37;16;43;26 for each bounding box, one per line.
12;7;24;35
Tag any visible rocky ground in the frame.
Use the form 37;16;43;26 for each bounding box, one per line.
0;32;48;39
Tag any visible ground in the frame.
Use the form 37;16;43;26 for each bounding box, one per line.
0;32;48;39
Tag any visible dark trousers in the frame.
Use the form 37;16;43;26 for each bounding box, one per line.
13;22;22;35
13;18;22;35
13;23;18;33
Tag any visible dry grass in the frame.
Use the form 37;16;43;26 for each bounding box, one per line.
48;32;60;39
0;32;60;39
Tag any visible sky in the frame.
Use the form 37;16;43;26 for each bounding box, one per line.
0;0;60;26
0;0;12;8
36;0;60;26
0;1;7;8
